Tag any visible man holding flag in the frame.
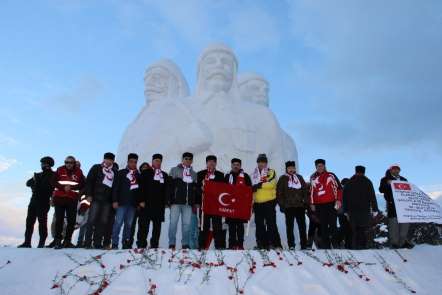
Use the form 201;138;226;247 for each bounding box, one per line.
224;158;252;250
197;155;225;250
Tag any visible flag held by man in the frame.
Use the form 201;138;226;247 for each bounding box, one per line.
203;181;253;220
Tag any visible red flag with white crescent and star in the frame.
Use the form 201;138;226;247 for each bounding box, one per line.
203;181;253;220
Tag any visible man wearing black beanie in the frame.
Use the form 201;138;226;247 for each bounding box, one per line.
83;152;118;249
343;166;379;249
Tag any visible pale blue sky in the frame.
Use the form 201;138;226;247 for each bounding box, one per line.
1;1;441;240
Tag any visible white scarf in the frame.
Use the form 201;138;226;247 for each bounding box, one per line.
252;167;268;185
229;171;245;185
286;173;301;189
182;165;193;183
153;168;164;183
126;169;139;190
102;163;114;188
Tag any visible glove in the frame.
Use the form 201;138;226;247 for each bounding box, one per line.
279;206;285;213
252;183;262;192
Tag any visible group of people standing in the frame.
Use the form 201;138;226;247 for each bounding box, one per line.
19;151;413;251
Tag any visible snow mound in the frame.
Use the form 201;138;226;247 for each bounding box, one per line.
0;246;441;295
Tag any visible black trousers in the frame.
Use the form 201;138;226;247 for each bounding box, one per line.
137;212;162;248
254;200;282;249
85;201;111;247
129;208;140;246
227;219;245;249
284;207;307;248
351;223;369;250
103;209;115;247
24;201;50;244
199;214;224;249
54;199;77;242
316;202;337;249
338;214;353;249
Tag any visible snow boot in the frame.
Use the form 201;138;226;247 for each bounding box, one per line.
18;242;31;248
54;239;63;250
37;240;46;248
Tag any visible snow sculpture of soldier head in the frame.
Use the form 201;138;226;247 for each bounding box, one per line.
144;59;189;104
195;43;238;100
238;73;270;107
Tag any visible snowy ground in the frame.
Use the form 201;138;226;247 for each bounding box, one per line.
0;245;441;295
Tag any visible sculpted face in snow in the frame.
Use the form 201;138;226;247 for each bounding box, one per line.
117;45;298;175
238;73;269;106
144;59;190;103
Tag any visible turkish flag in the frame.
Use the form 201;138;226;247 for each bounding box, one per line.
393;182;412;191
203;181;253;220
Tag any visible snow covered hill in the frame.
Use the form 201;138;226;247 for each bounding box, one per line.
0;246;441;295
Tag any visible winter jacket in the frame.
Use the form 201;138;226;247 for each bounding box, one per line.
253;168;277;204
343;175;379;226
379;170;407;218
138;168;169;222
52;166;85;201
26;168;55;205
310;171;342;205
112;168;140;206
276;174;309;210
168;164;197;206
196;169;225;205
85;164;118;203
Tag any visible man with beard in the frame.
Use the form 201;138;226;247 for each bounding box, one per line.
52;156;85;249
83;152;118;249
224;158;252;250
197;155;225;250
18;156;55;248
137;154;168;248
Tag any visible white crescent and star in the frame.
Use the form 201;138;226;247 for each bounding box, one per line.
218;193;236;207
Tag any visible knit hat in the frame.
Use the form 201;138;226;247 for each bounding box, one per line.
390;163;401;170
182;152;193;159
231;158;242;165
285;161;296;168
355;165;366;174
128;153;138;160
206;155;217;162
315;159;326;166
152;153;163;161
256;154;268;163
40;156;55;167
103;152;115;161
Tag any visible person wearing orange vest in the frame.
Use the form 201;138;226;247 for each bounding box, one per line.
310;159;342;249
51;155;85;249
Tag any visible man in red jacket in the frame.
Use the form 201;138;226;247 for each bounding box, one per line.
52;155;85;249
310;159;342;249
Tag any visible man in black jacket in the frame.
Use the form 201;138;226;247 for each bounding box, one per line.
83;152;118;249
18;157;55;248
137;154;168;248
379;164;413;248
343;166;379;249
197;155;225;250
168;152;198;249
111;153;140;249
224;158;252;250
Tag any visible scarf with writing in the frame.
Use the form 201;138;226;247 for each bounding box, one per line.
102;162;114;188
152;163;164;183
205;168;215;181
229;170;245;185
252;167;268;185
286;173;301;189
181;164;193;183
126;168;139;190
